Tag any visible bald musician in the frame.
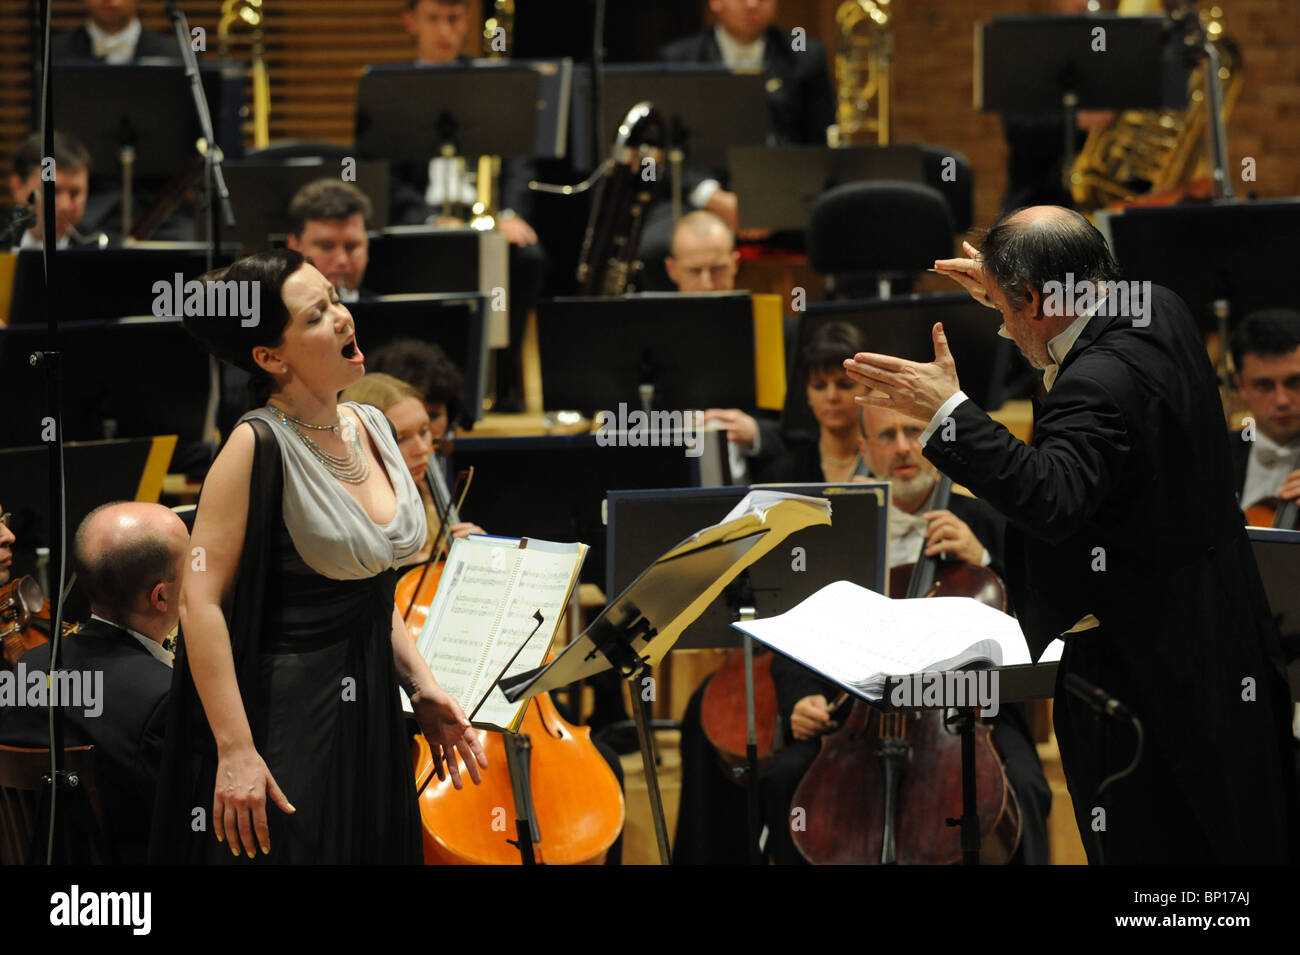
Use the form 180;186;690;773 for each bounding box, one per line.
0;502;187;863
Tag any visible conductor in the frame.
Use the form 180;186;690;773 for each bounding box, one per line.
845;205;1298;864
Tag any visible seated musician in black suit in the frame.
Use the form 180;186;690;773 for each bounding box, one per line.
657;0;836;232
50;0;180;63
390;0;546;412
286;179;380;304
0;501;187;864
673;383;1051;865
1228;309;1300;521
6;131;105;251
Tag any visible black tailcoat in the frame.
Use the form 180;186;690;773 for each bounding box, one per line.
923;285;1298;863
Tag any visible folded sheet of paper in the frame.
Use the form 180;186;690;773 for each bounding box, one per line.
733;579;1038;700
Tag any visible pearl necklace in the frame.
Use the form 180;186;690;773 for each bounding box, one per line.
265;404;371;485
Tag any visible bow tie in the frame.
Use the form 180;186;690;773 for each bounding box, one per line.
1254;444;1299;469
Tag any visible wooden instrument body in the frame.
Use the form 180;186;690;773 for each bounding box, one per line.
411;692;625;865
791;700;1021;865
1;577;55;668
700;649;779;780
790;476;1021;865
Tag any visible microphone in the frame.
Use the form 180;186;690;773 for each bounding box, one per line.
1064;673;1133;721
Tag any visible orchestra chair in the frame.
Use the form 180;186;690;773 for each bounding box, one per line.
918;145;974;234
808;180;953;300
0;744;114;865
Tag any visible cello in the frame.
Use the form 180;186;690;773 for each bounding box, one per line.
396;453;624;864
789;476;1022;865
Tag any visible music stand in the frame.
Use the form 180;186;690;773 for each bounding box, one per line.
446;433;709;588
570;65;768;171
1247;527;1300;699
500;492;832;864
51;63;246;178
608;482;887;863
786;292;1009;435
7;244;238;325
0;437;176;612
223;158;390;254
729;145;928;232
536;292;757;415
355;61;571;162
344;294;488;429
1096;200;1300;384
976;15;1187;180
0;320;211;449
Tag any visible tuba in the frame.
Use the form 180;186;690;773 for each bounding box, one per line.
829;0;892;147
1069;3;1242;212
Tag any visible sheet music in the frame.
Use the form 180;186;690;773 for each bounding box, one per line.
412;536;585;729
733;580;1032;698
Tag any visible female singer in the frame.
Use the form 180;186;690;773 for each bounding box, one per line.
340;372;484;566
151;249;486;864
754;321;872;484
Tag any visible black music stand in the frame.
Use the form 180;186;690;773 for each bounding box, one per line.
355;61;571;162
499;492;831;864
7;244;238;325
729;145;928;232
608;483;887;864
223;158;390;254
570;64;768;171
1247;527;1300;699
976;15;1187;183
787;293;1009;435
446;433;710;588
0;438;174;608
536;293;756;415
344;294;489;429
0;319;212;452
1097;200;1300;384
51;62;245;179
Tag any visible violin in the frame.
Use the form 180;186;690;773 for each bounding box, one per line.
1;575;78;668
790;477;1022;865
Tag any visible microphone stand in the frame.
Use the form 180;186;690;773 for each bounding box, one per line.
165;0;236;273
32;0;72;866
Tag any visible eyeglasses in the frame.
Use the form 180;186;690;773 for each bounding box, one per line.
0;512;11;528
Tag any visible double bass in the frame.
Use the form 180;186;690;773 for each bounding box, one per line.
396;452;624;864
790;477;1022;865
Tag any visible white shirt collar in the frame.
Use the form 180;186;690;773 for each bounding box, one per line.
1043;293;1107;391
16;229;68;251
86;17;143;64
89;613;173;668
714;25;765;67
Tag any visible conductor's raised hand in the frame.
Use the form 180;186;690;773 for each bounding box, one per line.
213;743;294;858
413;686;488;789
934;241;995;309
844;323;961;424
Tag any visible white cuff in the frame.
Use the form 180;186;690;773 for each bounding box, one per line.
691;179;722;209
919;391;968;447
979;547;991;567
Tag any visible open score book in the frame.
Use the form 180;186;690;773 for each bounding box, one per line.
403;535;587;731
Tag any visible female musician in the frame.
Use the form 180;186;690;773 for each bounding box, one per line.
340;372;484;566
754;321;872;484
151;249;486;864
